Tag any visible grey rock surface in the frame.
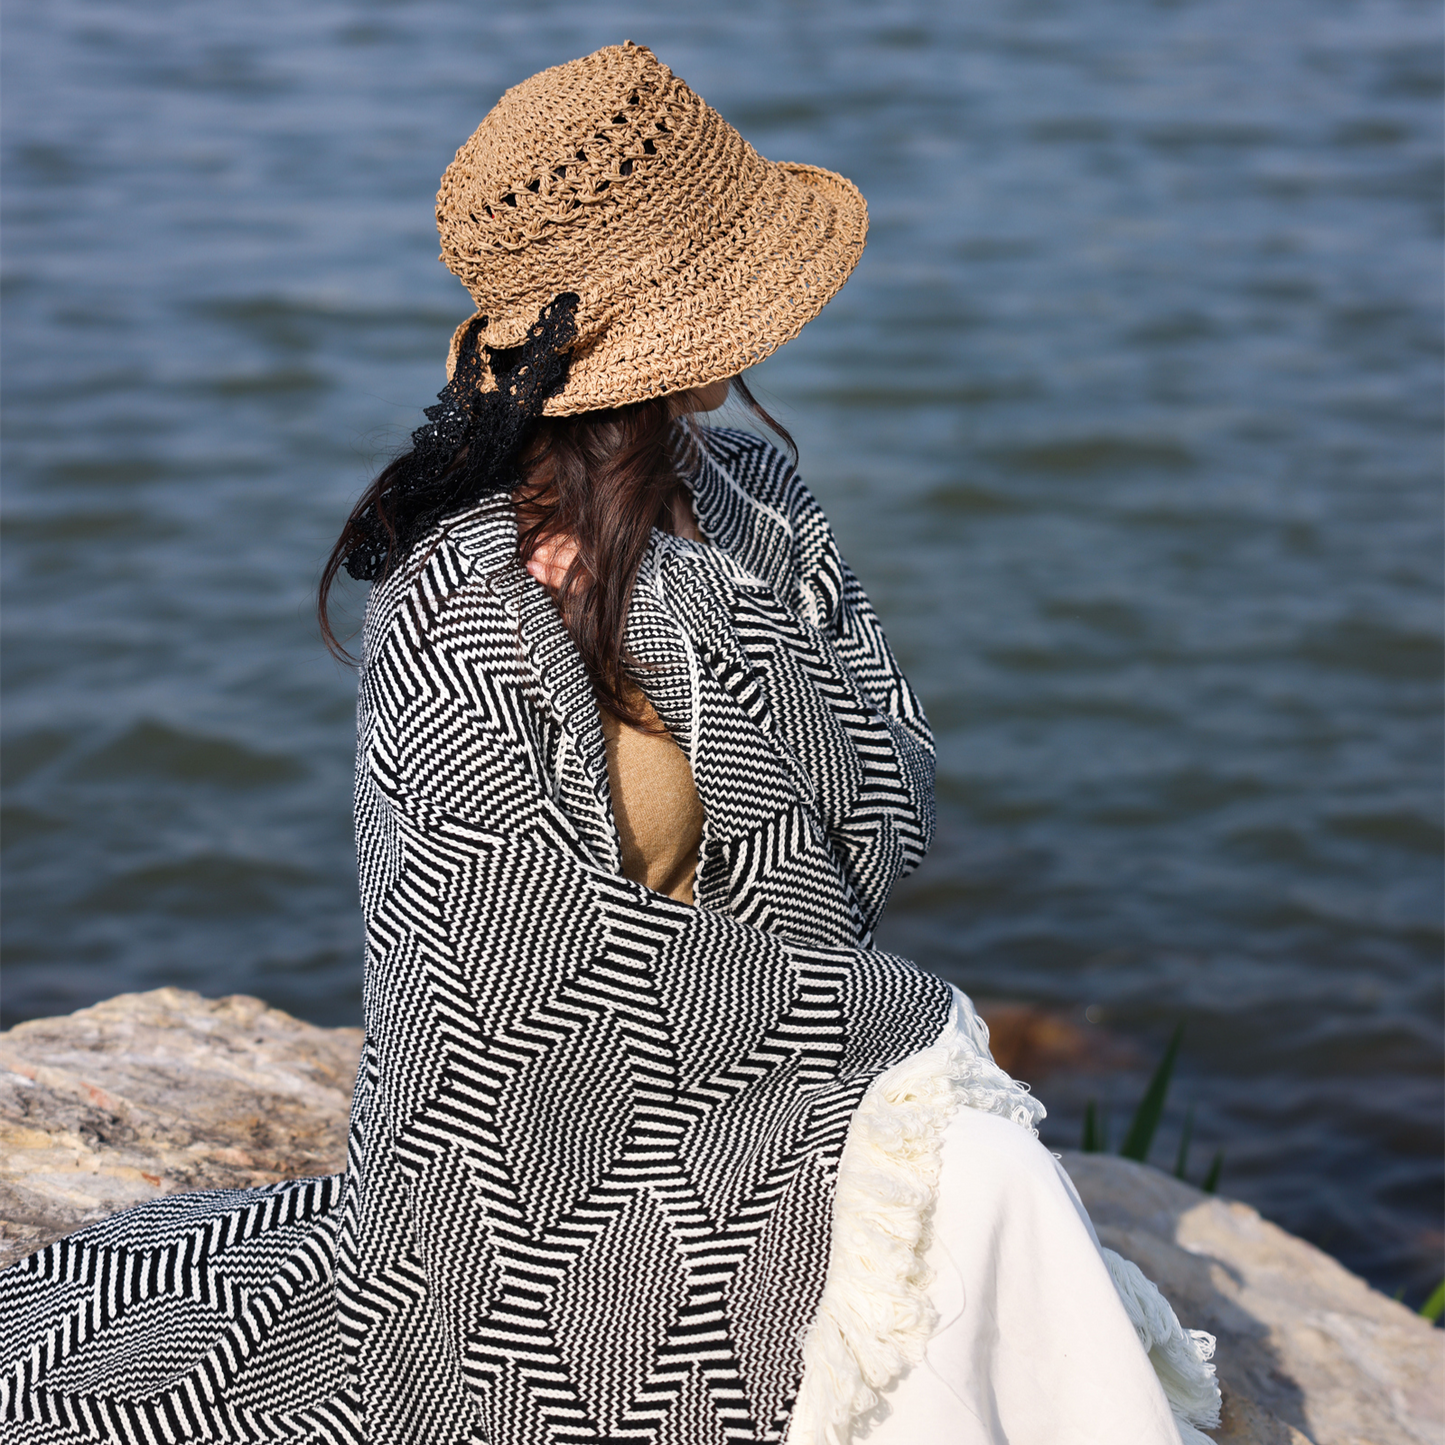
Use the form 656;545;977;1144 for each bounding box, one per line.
0;988;359;1269
0;991;1438;1445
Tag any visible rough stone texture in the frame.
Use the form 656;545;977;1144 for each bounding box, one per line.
1062;1150;1444;1445
0;988;360;1269
0;991;1439;1445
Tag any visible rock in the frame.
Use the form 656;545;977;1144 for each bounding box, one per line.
0;988;360;1269
1214;1381;1314;1445
974;998;1133;1082
1061;1151;1444;1445
0;991;1438;1445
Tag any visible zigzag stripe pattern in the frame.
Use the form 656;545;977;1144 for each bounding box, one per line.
1;428;951;1443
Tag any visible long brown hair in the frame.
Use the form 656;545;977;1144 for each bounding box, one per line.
319;375;792;726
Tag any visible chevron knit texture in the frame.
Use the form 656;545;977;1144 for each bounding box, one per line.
1;428;960;1444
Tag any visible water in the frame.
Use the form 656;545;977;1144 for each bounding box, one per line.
3;0;1440;1303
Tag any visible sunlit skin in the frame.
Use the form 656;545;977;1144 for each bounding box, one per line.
524;377;732;589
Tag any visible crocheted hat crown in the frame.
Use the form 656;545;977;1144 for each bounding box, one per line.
436;41;868;414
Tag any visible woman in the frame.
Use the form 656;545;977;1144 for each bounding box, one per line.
0;42;1218;1445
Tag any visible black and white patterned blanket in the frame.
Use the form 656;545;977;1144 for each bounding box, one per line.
1;428;954;1444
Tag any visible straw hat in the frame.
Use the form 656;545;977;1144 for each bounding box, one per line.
435;41;867;415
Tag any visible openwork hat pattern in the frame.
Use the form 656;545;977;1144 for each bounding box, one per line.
436;41;868;414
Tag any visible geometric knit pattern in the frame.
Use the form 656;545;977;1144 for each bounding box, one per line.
1;427;953;1444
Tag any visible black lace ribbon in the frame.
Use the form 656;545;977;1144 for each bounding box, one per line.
342;292;580;581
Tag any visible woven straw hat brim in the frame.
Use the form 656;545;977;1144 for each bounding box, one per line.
438;43;868;415
446;161;866;416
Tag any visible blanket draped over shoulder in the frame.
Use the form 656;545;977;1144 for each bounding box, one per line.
0;428;955;1445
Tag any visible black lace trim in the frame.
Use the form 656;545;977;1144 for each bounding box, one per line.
342;293;580;582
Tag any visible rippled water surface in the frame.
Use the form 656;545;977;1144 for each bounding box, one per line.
4;0;1441;1299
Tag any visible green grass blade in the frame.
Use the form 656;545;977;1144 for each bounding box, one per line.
1173;1104;1195;1180
1082;1100;1102;1153
1201;1150;1224;1194
1120;1022;1185;1163
1420;1278;1445;1323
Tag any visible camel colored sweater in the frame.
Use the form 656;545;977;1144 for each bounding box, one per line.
601;690;704;903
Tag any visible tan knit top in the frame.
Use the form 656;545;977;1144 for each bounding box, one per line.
602;690;703;904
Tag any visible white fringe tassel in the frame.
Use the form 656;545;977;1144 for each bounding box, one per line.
786;1022;1044;1445
1102;1248;1222;1444
786;996;1223;1445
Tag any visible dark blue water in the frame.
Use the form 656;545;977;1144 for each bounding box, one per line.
3;0;1441;1302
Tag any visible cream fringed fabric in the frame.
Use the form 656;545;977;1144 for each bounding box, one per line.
789;991;1221;1445
788;997;1045;1445
1102;1251;1222;1442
